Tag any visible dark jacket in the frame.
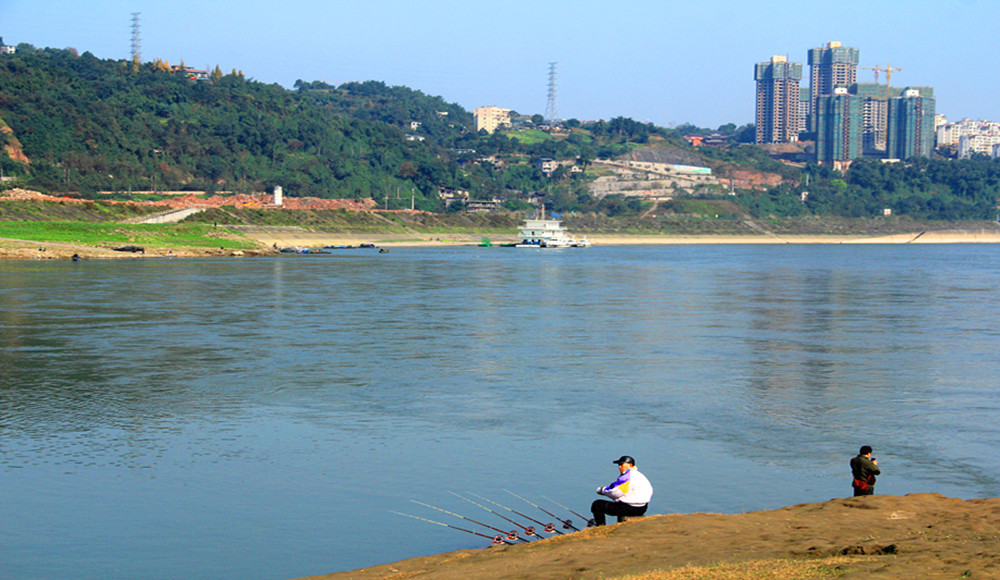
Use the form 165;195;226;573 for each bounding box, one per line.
850;455;880;485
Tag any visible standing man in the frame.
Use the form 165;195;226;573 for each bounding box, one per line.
850;445;880;496
591;455;653;526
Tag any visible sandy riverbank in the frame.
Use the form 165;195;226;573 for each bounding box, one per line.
579;229;1000;245
0;237;270;260
231;226;1000;248
6;227;1000;260
301;493;999;580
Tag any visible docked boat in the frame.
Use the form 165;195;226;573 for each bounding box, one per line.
515;206;590;248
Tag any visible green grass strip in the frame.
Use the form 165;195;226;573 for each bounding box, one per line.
0;221;259;250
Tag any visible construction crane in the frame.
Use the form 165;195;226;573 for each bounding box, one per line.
863;63;902;98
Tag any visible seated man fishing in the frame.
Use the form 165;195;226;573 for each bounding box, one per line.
591;455;653;526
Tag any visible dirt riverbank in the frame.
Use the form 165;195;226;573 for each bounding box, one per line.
301;494;999;580
7;227;1000;260
226;226;1000;249
0;237;270;259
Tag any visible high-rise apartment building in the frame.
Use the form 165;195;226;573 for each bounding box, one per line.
887;89;936;160
852;83;890;156
807;41;859;131
815;88;864;166
754;55;802;144
848;84;935;157
798;86;811;136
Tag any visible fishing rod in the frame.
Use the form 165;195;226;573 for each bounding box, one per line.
503;489;579;532
411;500;528;543
448;491;541;539
541;494;595;527
467;492;561;535
390;511;514;546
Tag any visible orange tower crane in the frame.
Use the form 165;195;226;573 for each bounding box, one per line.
863;64;903;98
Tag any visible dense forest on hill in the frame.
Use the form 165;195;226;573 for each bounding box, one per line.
1;44;999;219
729;157;1000;220
0;48;459;205
0;47;684;211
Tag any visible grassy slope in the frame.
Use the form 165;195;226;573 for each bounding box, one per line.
0;221;258;250
184;204;1000;238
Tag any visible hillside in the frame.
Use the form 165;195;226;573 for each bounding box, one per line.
2;45;1000;222
0;48;465;205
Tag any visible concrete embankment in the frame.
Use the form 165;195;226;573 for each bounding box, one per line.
126;207;208;224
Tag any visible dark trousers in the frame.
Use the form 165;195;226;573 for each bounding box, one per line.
853;486;874;497
591;500;647;526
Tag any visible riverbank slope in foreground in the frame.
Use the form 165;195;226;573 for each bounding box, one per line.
303;494;999;580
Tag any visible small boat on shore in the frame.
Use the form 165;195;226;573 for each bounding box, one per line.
279;246;328;254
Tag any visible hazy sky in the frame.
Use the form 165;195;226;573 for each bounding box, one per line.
2;0;996;128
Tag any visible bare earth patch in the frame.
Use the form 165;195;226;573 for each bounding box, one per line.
300;494;1000;580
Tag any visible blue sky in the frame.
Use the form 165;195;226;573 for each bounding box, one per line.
2;0;996;128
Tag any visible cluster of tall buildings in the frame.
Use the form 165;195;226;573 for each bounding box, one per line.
754;41;935;167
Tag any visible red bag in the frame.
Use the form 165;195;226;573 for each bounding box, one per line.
852;475;874;491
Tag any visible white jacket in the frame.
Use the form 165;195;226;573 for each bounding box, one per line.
599;467;653;506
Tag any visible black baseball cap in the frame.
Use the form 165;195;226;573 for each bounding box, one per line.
612;455;635;465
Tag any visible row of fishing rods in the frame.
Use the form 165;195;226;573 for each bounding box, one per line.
392;490;594;546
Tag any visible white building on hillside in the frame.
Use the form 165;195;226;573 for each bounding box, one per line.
937;119;1000;156
473;106;511;134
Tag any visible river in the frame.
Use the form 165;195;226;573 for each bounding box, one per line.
1;244;998;579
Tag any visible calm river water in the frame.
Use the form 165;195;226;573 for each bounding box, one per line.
2;244;999;579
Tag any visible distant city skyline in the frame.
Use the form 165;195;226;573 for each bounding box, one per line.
2;0;998;128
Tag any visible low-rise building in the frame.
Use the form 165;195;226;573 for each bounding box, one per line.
466;199;502;212
937;119;1000;156
473;106;511;134
438;186;469;208
169;64;209;81
537;158;559;174
683;134;731;147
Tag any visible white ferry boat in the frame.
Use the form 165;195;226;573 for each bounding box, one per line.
515;206;591;248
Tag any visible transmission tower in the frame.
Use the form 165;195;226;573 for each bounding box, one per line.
545;62;560;126
130;13;142;63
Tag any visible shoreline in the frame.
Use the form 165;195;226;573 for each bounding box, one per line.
5;229;1000;260
225;226;1000;248
212;227;1000;249
302;493;1000;579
